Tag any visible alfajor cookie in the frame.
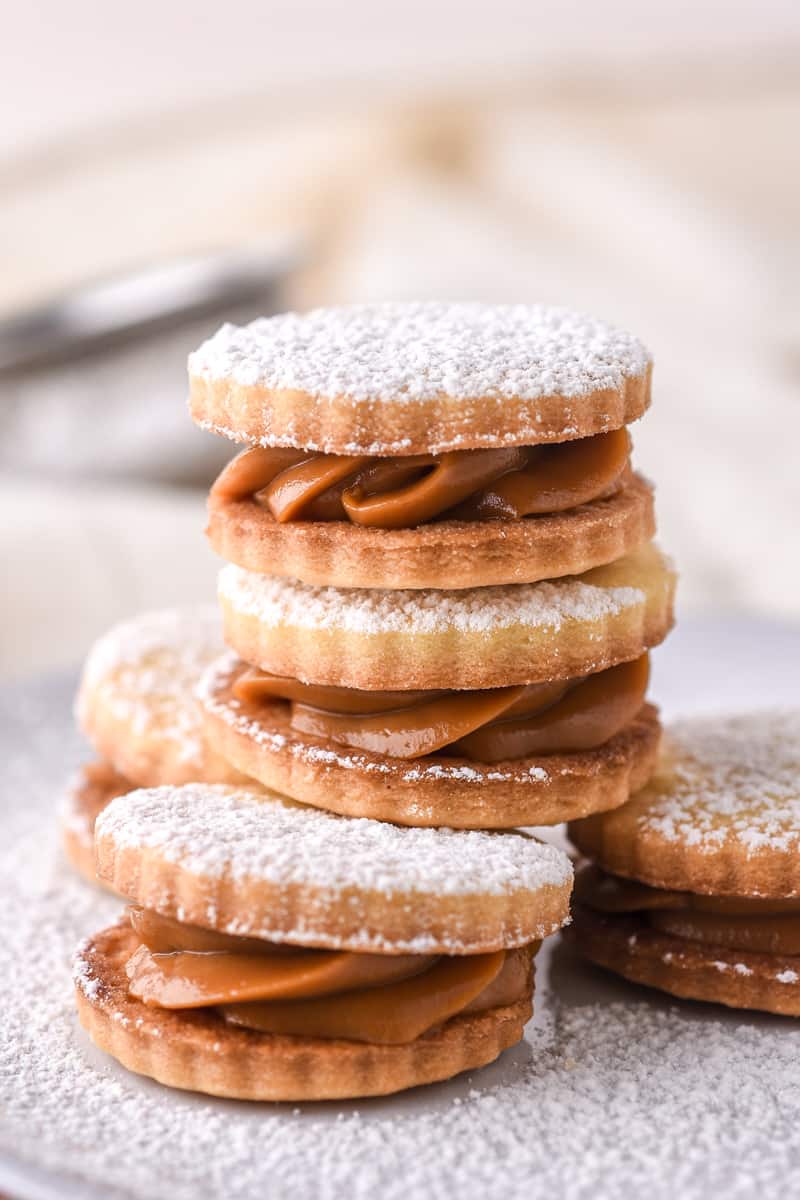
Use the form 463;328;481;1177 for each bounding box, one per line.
75;606;244;789
568;711;800;1015
66;606;246;883
190;303;655;588
75;783;573;1100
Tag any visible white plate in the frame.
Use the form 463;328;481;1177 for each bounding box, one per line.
1;616;799;1200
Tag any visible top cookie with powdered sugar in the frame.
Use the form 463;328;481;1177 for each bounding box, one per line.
189;302;652;455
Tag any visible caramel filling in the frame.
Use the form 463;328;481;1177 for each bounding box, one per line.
231;653;649;763
124;908;535;1045
211;428;631;529
576;866;800;956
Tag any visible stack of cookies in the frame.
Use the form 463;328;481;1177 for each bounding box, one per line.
194;303;675;831
72;301;679;1100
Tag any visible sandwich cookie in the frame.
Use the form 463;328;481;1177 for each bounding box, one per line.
191;302;655;588
75;784;573;1100
199;544;674;827
568;711;800;1015
76;606;244;789
66;607;244;884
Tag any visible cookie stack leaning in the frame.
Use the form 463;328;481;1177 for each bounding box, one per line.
192;302;676;830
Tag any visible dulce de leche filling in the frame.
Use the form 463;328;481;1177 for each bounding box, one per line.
576;865;800;956
124;908;536;1044
211;428;631;530
232;653;650;763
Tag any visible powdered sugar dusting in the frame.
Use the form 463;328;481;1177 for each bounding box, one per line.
712;960;754;978
77;606;225;767
219;564;643;636
5;675;800;1200
638;711;800;855
96;784;572;903
189;302;650;404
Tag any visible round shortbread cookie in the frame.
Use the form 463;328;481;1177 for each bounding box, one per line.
61;761;130;888
207;471;656;590
76;607;245;788
200;654;661;829
568;904;800;1017
569;711;800;897
188;302;652;456
74;923;533;1101
218;541;676;691
94;784;573;954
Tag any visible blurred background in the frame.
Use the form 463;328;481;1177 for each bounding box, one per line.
1;0;798;677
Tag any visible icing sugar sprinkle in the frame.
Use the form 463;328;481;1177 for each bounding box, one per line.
6;676;800;1200
188;302;651;404
96;784;572;900
638;710;800;855
77;605;224;765
219;564;644;635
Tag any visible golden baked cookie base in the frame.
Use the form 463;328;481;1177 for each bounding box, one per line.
220;542;676;691
201;662;661;827
62;762;130;888
79;677;245;789
569;780;800;899
76;924;533;1100
189;366;651;457
95;825;570;956
570;713;800;899
207;474;655;590
568;905;800;1017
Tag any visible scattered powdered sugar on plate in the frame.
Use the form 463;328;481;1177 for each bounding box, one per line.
638;710;800;854
188;302;651;404
77;605;224;765
96;784;571;899
4;674;800;1200
218;564;644;635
